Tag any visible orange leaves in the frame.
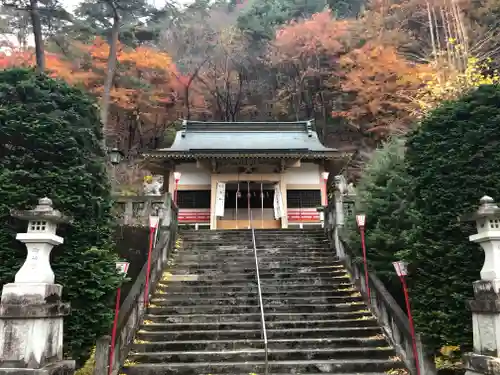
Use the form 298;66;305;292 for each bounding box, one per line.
339;42;432;137
271;10;350;64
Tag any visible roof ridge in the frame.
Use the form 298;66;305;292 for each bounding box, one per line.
180;120;314;137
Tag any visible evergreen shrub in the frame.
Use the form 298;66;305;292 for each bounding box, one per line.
0;68;121;366
404;84;500;351
345;137;414;303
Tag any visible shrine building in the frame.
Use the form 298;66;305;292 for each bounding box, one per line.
143;120;347;230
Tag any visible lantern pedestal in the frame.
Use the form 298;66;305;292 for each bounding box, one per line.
0;198;74;375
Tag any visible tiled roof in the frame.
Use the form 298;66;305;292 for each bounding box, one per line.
153;120;339;155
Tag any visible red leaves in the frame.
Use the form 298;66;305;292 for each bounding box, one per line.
339;42;431;138
271;10;350;64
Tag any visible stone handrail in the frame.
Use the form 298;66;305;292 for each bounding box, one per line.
94;194;178;375
112;195;166;226
324;201;437;375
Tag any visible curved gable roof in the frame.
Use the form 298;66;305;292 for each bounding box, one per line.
159;120;337;153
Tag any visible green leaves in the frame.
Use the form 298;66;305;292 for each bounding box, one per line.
404;85;500;352
0;68;121;367
344;137;412;306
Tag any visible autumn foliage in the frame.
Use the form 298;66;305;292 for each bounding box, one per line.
337;43;431;138
0;6;481;150
0;38;201;152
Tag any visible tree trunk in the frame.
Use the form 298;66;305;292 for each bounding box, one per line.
29;0;45;71
100;11;120;136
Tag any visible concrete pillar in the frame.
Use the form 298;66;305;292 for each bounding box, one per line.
461;196;500;375
0;197;74;375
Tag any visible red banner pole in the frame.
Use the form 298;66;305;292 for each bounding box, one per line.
143;226;155;308
401;275;421;375
360;226;371;302
108;287;121;375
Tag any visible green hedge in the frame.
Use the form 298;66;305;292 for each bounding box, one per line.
403;84;500;351
0;68;121;366
345;137;414;303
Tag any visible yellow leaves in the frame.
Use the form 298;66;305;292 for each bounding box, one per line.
435;345;461;370
416;53;500;115
440;345;460;356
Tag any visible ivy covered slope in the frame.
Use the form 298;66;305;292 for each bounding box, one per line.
404;84;500;351
345;137;414;301
0;68;121;366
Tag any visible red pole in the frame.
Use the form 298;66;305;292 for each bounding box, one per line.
324;180;328;205
360;227;371;302
401;275;421;375
108;287;121;375
143;227;155;308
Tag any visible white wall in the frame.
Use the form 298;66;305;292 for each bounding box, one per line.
176;163;211;185
284;163;320;185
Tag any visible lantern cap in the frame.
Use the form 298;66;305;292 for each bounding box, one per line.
116;261;130;276
109;147;124;165
321;171;330;180
460;195;500;222
393;261;408;277
356;213;366;228
11;197;72;224
173;171;182;181
149;215;160;229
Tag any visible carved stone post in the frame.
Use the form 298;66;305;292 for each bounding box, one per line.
461;196;500;374
0;197;75;375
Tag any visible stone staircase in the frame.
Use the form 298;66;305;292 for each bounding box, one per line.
122;229;407;375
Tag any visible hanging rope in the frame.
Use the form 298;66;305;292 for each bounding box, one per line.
261;177;264;229
236;173;240;229
247;180;251;228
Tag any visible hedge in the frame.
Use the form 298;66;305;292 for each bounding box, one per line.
404;84;500;351
0;68;122;366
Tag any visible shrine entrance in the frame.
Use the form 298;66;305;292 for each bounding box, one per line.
216;181;282;230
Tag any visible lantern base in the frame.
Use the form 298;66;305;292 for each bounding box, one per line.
463;353;500;375
0;283;70;369
469;280;500;358
0;360;75;375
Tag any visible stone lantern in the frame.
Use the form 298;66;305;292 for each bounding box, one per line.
461;196;500;374
0;197;75;374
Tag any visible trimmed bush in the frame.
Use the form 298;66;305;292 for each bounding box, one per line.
0;68;121;366
404;84;500;351
345;137;414;303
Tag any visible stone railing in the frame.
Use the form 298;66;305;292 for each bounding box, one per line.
324;201;437;375
112;195;166;226
94;193;178;375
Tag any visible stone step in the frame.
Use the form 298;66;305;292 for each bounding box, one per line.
122;358;404;374
139;318;379;332
173;255;338;263
149;295;363;306
147;301;366;315
129;346;396;363
170;259;343;268
161;271;347;282
168;265;345;274
132;336;388;352
154;288;360;299
175;249;332;256
159;270;347;282
144;311;372;324
157;277;352;290
135;326;382;341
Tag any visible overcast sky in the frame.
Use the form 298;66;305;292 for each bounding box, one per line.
62;0;193;12
1;0;194;48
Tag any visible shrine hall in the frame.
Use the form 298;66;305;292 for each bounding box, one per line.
143;120;347;230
